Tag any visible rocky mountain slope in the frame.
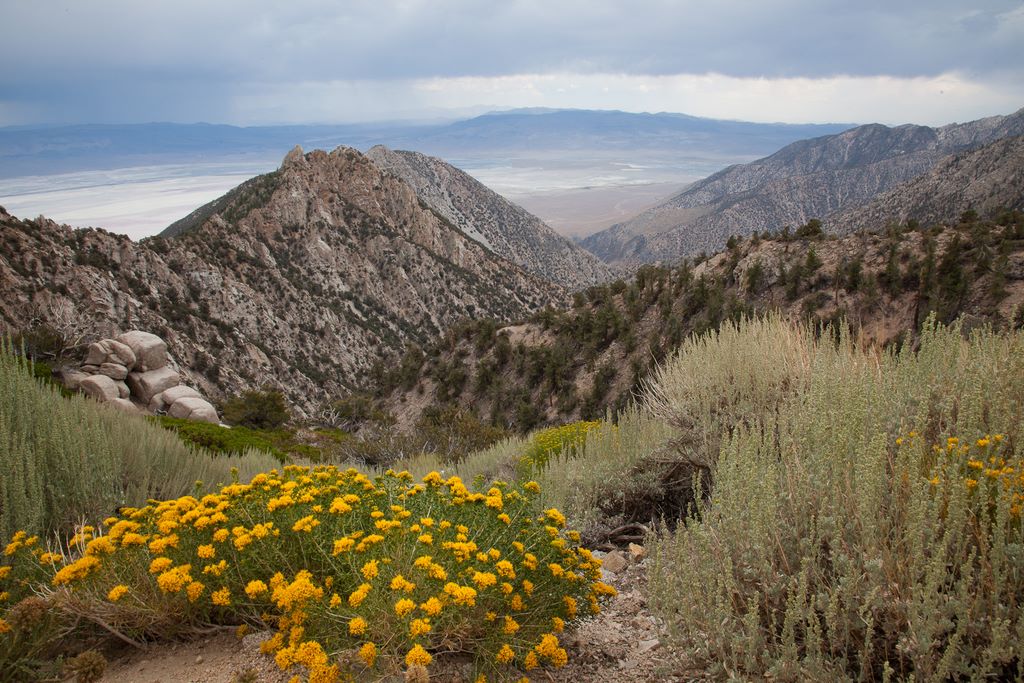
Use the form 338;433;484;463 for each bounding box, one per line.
365;145;612;289
583;108;1024;268
831;135;1024;231
375;210;1024;432
0;146;562;414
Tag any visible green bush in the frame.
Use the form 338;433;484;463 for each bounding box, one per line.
645;317;1024;680
221;388;291;430
151;416;288;461
520;420;601;472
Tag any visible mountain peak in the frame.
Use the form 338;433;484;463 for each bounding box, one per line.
4;145;565;414
282;144;306;169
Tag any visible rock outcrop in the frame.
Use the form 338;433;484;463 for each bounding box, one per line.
64;330;219;423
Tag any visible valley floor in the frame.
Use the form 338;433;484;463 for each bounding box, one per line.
511;181;686;239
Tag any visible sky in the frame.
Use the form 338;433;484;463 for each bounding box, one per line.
1;1;1023;127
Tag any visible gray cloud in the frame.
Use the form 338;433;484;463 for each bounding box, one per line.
1;0;1022;124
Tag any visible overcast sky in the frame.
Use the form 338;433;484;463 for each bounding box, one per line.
2;1;1022;127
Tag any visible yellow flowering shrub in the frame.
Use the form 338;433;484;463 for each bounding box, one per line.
923;433;1023;520
520;421;601;471
0;466;610;681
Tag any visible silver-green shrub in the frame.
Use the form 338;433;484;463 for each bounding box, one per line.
533;408;675;531
0;345;279;539
646;318;1024;680
645;314;818;469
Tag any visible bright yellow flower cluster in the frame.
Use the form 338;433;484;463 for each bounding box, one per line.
912;432;1022;517
523;420;602;470
0;465;612;682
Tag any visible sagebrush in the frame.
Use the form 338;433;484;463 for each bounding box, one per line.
646;317;1024;681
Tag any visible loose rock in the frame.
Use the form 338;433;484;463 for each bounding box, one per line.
79;374;118;402
149;385;203;413
85;339;137;368
98;362;129;380
602;550;628;574
107;398;140;414
126;366;180;404
116;331;168;372
167;396;219;424
58;369;91;391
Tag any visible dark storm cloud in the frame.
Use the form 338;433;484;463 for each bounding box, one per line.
1;0;1021;123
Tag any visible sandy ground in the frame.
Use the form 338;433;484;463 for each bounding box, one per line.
99;630;291;683
510;183;684;239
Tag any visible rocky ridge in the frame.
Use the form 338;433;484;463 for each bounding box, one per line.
830;134;1024;231
378;212;1024;432
365;145;613;289
583;108;1024;268
0;146;563;415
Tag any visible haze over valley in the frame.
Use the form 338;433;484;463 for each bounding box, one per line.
0;110;852;239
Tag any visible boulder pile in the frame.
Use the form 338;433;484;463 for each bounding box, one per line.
62;331;219;423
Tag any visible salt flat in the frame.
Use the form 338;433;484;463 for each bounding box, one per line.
0;163;275;240
0;153;726;240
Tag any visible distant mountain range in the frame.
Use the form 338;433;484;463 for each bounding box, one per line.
0;109;853;179
582;108;1024;267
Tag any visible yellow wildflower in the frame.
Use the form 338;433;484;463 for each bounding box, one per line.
361;560;379;580
107;585;129;601
472;571;497;589
405;644;432;667
187;581;205;602
349;583;372;607
390;575;416;592
420;596;443;616
395;598;416;617
359;641;377;667
212;587;231;606
292;515;320;533
349;616;367;636
245;580;269;598
409;618;432;637
157;564;193;594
